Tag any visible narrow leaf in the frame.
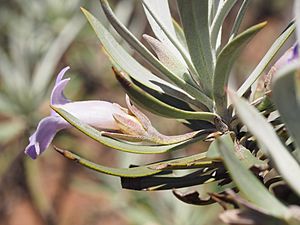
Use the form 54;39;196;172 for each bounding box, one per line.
52;106;211;154
211;0;238;49
82;7;212;110
100;0;194;86
237;22;295;96
114;68;217;122
229;0;250;41
143;34;189;79
55;147;160;177
208;0;222;25
217;134;289;218
122;164;225;190
142;0;185;66
172;19;187;49
177;0;214;95
230;91;300;197
142;0;176;43
55;148;217;180
213;22;266;117
141;1;200;85
272;62;300;161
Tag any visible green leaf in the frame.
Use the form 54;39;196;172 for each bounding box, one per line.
213;22;266;117
207;135;266;169
142;0;180;58
82;7;213;110
142;34;190;80
56;147;222;188
272;62;300;161
229;0;250;41
141;1;200;86
54;147;160;177
208;0;223;25
172;19;187;49
177;0;214;95
237;21;295;96
141;1;199;87
100;0;194;86
217;134;289;218
114;68;217;122
210;0;238;49
51;106;211;154
230;91;300;197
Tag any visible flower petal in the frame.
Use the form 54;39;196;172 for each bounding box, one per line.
25;116;69;159
59;100;127;130
275;44;298;68
55;66;70;85
290;44;299;62
51;66;71;107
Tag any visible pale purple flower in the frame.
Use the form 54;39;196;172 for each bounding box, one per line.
25;67;128;159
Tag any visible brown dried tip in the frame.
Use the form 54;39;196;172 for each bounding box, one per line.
53;145;64;154
53;146;77;160
172;189;215;205
111;67;132;89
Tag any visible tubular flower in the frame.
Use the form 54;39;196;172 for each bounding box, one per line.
25;67;132;159
25;67;199;159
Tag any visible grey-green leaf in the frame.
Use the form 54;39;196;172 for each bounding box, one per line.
213;22;267;117
217;134;289;218
207;135;266;169
142;34;191;81
142;0;176;44
100;0;193;87
82;7;212;110
55;147;160;177
229;0;250;41
210;0;238;49
52;106;211;154
114;68;217;122
230;91;300;197
177;0;214;95
272;62;300;161
237;22;295;96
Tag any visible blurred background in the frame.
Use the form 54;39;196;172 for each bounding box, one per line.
0;0;294;224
